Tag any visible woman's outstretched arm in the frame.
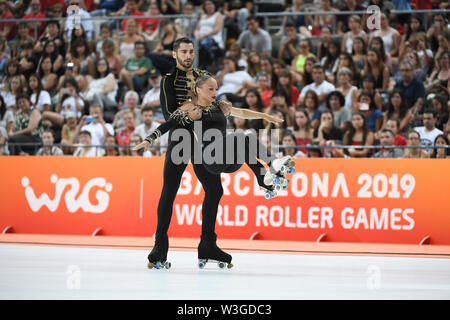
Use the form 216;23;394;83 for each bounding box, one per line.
133;102;202;151
230;107;283;125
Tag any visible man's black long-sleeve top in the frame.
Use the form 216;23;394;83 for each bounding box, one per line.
160;66;209;121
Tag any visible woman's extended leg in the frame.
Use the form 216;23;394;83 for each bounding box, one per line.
203;131;277;190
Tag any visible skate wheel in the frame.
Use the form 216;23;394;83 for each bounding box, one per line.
289;167;296;174
274;176;280;185
218;262;225;269
264;192;271;200
198;260;206;269
274;184;282;191
155;261;162;269
164;261;171;269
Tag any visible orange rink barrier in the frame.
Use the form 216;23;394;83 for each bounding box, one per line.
0;156;449;245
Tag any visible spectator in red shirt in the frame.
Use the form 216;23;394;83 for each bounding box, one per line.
411;0;433;9
115;109;136;155
0;0;15;41
80;0;96;12
120;0;146;33
386;118;407;146
278;69;300;106
256;73;273;107
143;1;162;39
24;0;47;39
40;0;66;13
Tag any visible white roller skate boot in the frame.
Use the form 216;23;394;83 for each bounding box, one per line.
263;156;295;193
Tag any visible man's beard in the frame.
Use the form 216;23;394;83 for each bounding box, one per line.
177;56;193;69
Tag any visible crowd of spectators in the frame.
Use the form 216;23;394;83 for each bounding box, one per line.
0;0;449;159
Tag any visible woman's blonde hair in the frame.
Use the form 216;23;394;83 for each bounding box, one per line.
184;73;214;106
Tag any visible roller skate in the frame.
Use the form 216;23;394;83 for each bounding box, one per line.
270;155;296;176
263;156;295;197
262;186;280;200
147;235;171;270
198;237;233;269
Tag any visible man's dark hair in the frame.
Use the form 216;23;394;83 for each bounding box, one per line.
381;128;395;138
47;20;60;29
141;106;155;114
423;107;436;118
246;15;258;23
135;41;146;48
43;128;56;138
79;130;92;138
18;21;29;28
312;63;325;71
387;117;400;128
15;93;30;104
285;21;296;29
407;129;420;139
173;37;194;51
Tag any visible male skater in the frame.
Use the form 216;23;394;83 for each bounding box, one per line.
148;37;233;267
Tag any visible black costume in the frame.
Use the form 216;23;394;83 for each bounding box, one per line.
145;105;276;188
149;67;233;264
147;102;277;263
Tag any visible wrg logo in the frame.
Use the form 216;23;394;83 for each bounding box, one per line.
21;174;113;213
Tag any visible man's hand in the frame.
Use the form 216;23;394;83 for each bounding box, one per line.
132;140;150;151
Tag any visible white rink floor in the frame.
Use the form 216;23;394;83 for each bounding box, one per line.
1;244;450;300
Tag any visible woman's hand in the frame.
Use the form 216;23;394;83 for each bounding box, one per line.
132;140;150;152
348;147;357;157
189;105;202;120
264;114;284;125
436;147;445;158
218;99;232;116
181;102;203;120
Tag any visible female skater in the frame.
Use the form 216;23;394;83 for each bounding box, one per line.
134;74;294;197
134;75;296;268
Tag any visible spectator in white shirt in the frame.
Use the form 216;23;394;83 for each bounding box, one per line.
76;105;114;147
132;106;168;155
414;108;444;153
141;68;163;120
29;74;51;112
74;130;105;157
216;56;253;100
129;133;153;157
298;64;336;110
64;0;94;40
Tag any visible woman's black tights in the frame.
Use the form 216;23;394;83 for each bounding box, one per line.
199;131;276;189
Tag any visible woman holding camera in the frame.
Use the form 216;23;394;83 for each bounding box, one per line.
56;61;87;93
